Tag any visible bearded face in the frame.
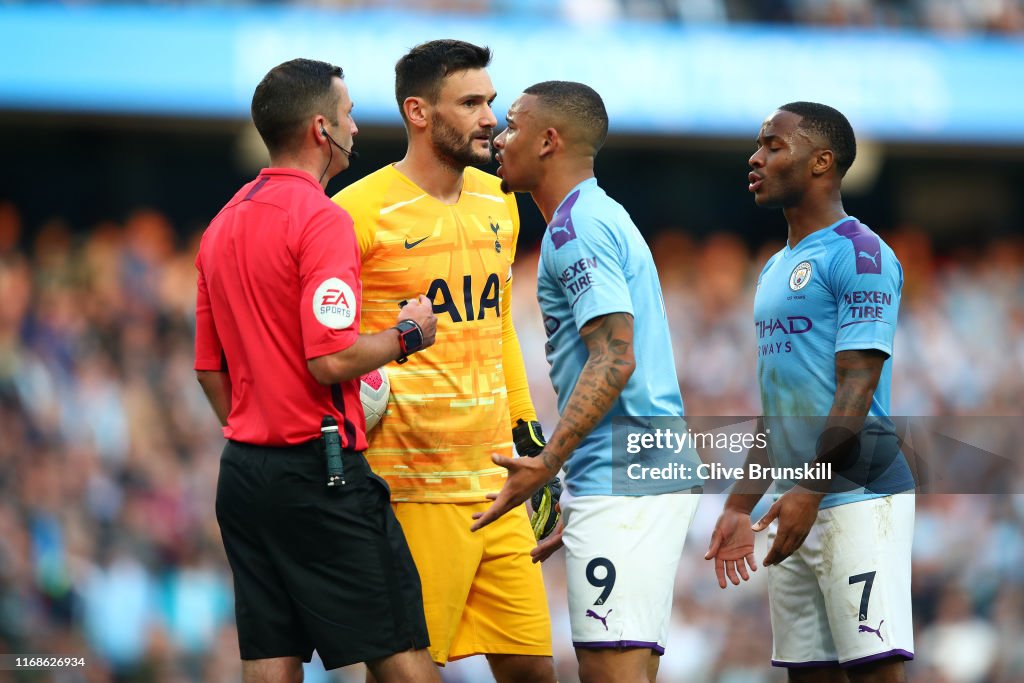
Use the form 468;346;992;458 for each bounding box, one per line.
430;109;493;169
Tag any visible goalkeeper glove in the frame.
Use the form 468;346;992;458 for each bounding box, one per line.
513;419;563;540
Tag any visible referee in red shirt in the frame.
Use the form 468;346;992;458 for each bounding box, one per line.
194;59;440;683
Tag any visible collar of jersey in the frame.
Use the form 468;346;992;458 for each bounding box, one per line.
551;177;598;222
259;167;322;190
387;164;465;207
784;216;856;256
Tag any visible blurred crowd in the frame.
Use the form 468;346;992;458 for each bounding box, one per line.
0;198;1022;682
13;0;1023;34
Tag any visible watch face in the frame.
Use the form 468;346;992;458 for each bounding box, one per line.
403;326;423;351
397;321;423;354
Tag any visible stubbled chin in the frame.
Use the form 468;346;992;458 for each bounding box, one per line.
500;178;511;195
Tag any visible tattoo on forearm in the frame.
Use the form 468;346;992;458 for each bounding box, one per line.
831;350;885;417
541;314;635;472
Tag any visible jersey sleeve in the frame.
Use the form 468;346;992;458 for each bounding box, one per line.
501;276;538;426
499;190;538;425
829;238;902;357
331;187;377;257
193;248;225;372
297;205;362;359
547;213;633;331
505;191;520;263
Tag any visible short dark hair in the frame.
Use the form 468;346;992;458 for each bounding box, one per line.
251;58;343;156
779;101;857;176
394;39;492;119
523;80;609;154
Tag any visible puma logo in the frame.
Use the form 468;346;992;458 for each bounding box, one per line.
858;619;885;642
550;215;577;249
585;608;612;631
858;250;880;268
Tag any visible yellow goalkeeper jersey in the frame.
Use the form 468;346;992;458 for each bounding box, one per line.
333;165;519;502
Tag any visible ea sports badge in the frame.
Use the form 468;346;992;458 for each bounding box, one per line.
789;261;812;291
313;278;357;329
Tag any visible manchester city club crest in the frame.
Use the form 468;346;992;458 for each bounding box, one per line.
789;261;812;290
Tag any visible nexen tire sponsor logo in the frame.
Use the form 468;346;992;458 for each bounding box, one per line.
558;256;597;298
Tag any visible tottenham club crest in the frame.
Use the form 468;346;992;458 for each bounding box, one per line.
789;261;812;291
489;217;502;253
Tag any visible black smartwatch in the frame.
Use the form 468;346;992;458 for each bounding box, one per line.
394;320;424;364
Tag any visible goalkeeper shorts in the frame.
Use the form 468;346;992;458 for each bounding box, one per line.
392;501;553;664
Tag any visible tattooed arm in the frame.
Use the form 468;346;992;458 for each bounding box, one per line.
471;312;635;531
754;349;888;566
828;349;886;415
800;349;890;481
540;312;636;473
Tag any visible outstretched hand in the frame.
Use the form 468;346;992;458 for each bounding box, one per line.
752;488;825;566
705;507;757;589
471;453;554;532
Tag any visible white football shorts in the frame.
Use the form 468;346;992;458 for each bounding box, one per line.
561;490;701;654
767;492;915;668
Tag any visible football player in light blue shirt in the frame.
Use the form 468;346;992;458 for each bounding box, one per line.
533;175;689;495
474;81;700;683
706;103;915;680
754;215;913;508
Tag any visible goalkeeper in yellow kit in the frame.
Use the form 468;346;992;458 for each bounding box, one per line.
333;40;559;683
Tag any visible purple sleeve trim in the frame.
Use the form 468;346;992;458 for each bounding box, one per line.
574;640;665;656
838;319;890;329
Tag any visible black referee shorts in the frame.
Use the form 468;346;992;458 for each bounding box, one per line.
215;439;429;670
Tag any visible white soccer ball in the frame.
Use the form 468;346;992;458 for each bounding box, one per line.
359;367;390;432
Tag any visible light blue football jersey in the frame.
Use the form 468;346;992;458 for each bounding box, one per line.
537;178;688;496
754;217;914;508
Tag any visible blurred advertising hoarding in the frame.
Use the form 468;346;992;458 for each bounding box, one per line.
1;5;1024;144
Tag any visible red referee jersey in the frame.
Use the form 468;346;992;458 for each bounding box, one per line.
194;168;368;450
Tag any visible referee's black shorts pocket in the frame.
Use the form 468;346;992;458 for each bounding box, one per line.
273;477;382;562
368;471;392;497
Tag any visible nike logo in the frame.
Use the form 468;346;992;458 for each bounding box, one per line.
404;236;430;249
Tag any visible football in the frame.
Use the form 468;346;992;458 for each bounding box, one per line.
359;367;390;432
